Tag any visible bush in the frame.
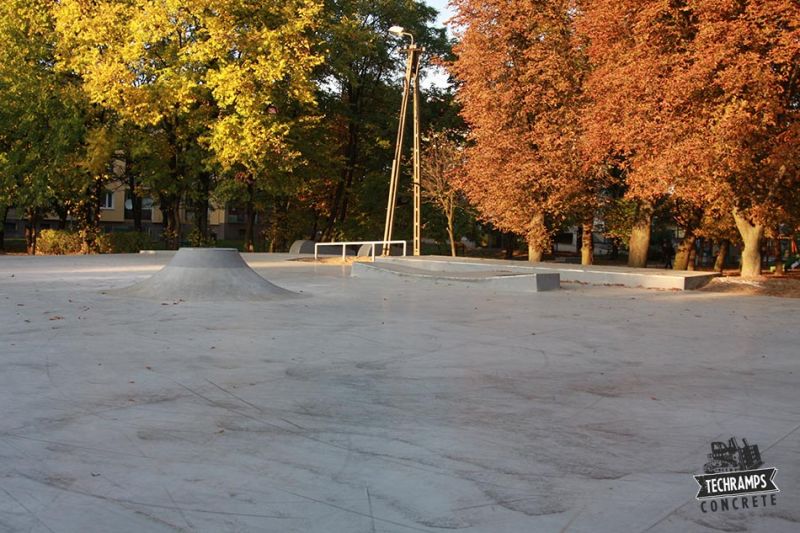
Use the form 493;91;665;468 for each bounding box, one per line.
116;231;152;253
35;229;153;254
95;234;111;253
101;231;153;253
36;230;83;255
187;228;216;247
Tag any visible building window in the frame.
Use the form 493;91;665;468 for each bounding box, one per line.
101;191;114;210
124;191;153;221
227;206;246;224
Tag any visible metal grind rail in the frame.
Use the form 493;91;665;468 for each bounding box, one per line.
314;240;407;261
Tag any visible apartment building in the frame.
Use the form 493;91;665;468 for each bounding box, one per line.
4;181;249;241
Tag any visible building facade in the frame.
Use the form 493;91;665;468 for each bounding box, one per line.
3;181;250;242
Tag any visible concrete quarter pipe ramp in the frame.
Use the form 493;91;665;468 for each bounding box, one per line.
111;248;296;301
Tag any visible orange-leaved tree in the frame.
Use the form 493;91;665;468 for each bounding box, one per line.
580;0;800;275
578;0;704;268
450;0;587;262
673;0;800;277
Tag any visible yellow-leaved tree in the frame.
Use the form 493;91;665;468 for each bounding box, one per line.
196;0;323;250
54;0;322;249
0;0;96;253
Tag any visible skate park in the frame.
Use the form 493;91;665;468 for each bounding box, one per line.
1;250;798;532
3;0;800;529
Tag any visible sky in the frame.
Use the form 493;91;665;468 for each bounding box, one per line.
426;0;456;29
421;0;456;89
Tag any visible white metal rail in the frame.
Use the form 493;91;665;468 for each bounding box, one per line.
314;240;407;261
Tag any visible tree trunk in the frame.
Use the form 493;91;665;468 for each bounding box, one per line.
687;240;697;271
193;172;211;243
714;239;729;273
627;201;652;268
161;203;173;249
323;180;345;241
25;210;40;255
267;204;277;252
503;233;515;260
0;205;8;251
134;196;143;231
733;209;763;278
528;242;543;262
581;217;594;266
268;197;290;253
527;211;547;263
162;113;184;250
244;206;256;252
193;196;209;243
674;234;696;270
244;182;256;252
25;225;35;255
57;207;68;230
171;207;182;249
159;195;181;250
268;203;282;253
446;205;456;257
80;180;105;254
309;212;319;241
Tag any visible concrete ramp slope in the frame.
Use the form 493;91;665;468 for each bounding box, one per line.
112;248;296;301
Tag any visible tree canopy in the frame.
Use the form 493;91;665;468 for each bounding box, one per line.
1;0;797;278
451;0;799;274
451;0;587;260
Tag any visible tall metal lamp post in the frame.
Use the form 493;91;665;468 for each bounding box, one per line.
382;25;423;256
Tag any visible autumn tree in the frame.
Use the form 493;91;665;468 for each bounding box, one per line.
695;196;740;273
451;0;587;262
677;0;800;277
578;1;702;268
579;0;799;275
420;129;466;256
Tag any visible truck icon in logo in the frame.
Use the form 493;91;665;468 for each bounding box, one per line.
694;436;779;503
703;437;763;474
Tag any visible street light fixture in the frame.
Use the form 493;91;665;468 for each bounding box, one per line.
388;25;414;44
382;26;423;257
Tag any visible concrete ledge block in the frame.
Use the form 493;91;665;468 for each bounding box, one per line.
351;261;560;292
375;256;717;290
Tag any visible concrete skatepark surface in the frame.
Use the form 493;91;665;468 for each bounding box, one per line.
1;253;798;532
